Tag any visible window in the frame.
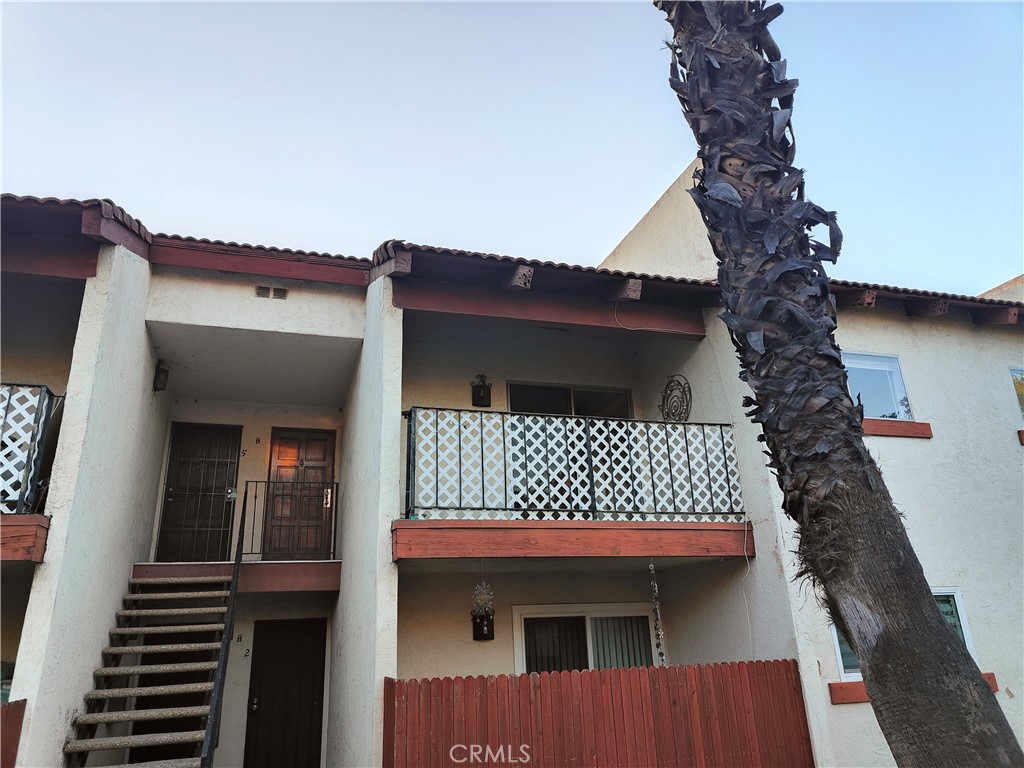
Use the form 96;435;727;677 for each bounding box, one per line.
831;588;976;682
1010;368;1024;419
507;383;632;419
843;353;913;420
513;603;656;674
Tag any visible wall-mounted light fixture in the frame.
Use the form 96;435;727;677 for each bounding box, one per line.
471;374;492;408
153;360;171;392
471;581;495;641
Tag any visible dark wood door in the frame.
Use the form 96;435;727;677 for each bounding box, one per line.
263;429;335;560
156;423;242;562
243;618;327;768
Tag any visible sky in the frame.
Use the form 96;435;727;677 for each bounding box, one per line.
2;2;1022;295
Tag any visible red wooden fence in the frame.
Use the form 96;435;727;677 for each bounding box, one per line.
1;699;26;768
383;660;814;768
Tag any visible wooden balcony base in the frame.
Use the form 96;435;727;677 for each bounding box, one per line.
133;560;341;593
391;520;755;561
1;514;49;563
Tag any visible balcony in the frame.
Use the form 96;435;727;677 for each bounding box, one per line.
138;480;342;592
1;384;55;563
394;408;753;561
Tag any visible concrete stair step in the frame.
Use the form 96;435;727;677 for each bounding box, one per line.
110;760;202;768
95;661;218;677
111;624;225;636
74;705;210;725
130;576;230;585
104;642;221;655
64;730;204;753
85;681;214;701
118;607;226;618
124;591;230;601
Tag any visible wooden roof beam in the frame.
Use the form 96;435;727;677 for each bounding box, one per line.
604;277;643;302
369;250;412;282
836;289;876;309
503;264;534;291
971;306;1019;325
903;298;949;317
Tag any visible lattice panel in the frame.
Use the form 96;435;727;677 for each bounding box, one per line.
409;408;746;523
1;384;51;513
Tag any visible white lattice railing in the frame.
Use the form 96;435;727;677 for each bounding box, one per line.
1;383;54;514
406;407;745;523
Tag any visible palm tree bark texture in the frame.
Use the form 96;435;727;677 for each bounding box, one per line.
653;2;1022;766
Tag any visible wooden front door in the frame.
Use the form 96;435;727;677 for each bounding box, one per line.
263;429;336;560
156;423;242;562
243;618;327;768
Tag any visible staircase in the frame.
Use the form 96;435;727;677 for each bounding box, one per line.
64;574;234;768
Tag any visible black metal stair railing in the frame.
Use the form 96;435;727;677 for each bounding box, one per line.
199;488;246;768
238;480;339;560
405;406;746;523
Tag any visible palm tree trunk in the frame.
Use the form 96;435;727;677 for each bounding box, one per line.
653;2;1023;765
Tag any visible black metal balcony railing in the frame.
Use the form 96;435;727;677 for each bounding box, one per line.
405;407;745;523
1;383;55;514
238;480;339;560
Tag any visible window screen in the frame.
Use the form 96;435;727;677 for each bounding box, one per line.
523;616;588;673
508;384;631;418
591;615;654;670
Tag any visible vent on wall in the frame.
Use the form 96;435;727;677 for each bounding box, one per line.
255;286;289;299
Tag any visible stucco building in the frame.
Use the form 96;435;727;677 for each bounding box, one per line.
1;186;1021;768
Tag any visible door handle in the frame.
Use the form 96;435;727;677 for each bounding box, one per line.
251;697;259;712
323;488;332;508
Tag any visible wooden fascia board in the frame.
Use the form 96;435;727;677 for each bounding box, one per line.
80;207;150;259
391;278;705;338
369;250;413;283
150;239;369;288
391;520;753;560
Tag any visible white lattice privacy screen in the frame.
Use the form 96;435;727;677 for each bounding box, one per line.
408;407;746;523
1;384;53;513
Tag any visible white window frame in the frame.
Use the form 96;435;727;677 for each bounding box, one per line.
831;587;977;682
1010;367;1024;420
842;351;914;420
512;602;658;675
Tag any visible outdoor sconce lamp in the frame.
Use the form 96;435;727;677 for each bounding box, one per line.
471;374;492;408
153;360;171;392
471;582;495;641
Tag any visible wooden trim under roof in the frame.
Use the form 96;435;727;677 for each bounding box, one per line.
150;236;370;287
392;278;706;338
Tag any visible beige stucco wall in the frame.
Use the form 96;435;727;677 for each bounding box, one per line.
147;267;365;340
13;245;171;768
601;159;717;282
215;592;337;768
397;567;657;679
980;274;1024;303
153;399;345;558
781;304;1024;766
0;275;84;394
329;278;403;767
